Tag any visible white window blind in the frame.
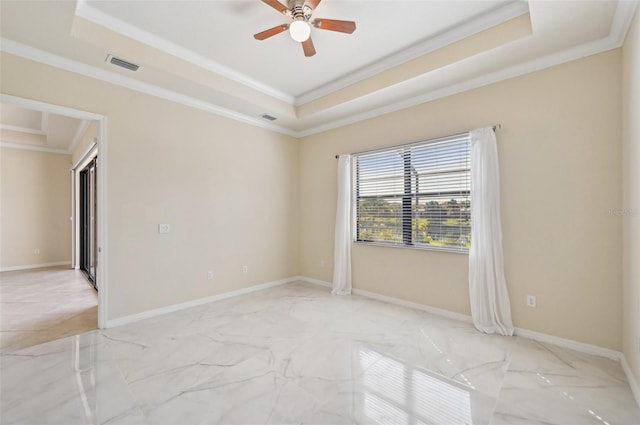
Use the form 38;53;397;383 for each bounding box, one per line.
353;133;471;252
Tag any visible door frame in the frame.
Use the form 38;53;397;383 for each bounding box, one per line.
1;94;109;329
73;145;98;271
78;157;98;287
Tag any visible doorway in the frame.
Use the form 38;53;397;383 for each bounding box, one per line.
79;158;98;288
1;93;108;329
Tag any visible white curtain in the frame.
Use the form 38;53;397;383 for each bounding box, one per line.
332;154;352;295
469;128;514;336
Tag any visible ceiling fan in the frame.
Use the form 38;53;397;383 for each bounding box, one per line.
253;0;356;57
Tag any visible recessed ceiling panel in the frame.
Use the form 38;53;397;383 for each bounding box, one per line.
84;0;513;97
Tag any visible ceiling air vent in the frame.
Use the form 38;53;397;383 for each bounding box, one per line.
260;114;277;121
106;55;140;72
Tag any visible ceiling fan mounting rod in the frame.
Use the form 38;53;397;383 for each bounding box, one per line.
288;0;311;21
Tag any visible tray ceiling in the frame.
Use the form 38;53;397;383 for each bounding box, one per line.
0;0;637;136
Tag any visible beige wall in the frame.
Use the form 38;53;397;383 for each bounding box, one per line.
0;46;627;352
1;52;300;320
0;147;72;268
622;8;640;387
300;50;623;350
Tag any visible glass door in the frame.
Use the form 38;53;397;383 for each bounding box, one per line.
79;158;97;289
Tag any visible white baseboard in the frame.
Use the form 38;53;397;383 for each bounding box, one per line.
105;276;296;328
293;275;332;288
0;261;71;272
621;354;640;407
297;275;623;361
297;275;474;323
103;273;638;406
513;327;621;361
354;287;474;324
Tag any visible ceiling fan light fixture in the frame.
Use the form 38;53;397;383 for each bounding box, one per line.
289;20;311;42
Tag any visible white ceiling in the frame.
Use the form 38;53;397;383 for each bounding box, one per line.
84;0;514;99
0;103;89;153
0;0;637;137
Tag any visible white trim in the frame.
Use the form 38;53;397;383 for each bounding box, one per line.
513;327;621;361
96;116;107;329
0;93;103;121
297;276;473;323
40;112;49;134
0;39;298;138
70;169;76;270
1;1;636;138
354;287;474;324
610;0;639;47
99;269;640;401
73;0;528;107
298;276;625;362
294;0;530;105
0;261;71;272
621;355;640;407
72;145;98;271
67;120;91;155
0;123;46;136
105;276;297;328
296;34;621;137
72;142;97;170
0;94;104;121
294;275;331;288
74;0;293;104
1;95;109;330
0;141;69;154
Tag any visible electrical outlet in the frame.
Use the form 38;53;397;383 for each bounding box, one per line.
242;265;248;273
158;224;170;234
207;271;214;280
526;295;537;308
33;248;40;255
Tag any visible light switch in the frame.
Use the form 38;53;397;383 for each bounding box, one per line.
158;224;170;234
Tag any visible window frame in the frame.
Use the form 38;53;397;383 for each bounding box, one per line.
352;133;471;254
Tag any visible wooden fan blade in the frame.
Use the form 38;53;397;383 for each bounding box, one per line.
312;18;356;34
304;0;322;10
254;24;289;40
302;37;316;57
261;0;288;13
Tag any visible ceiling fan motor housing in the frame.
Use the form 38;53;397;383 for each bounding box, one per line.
255;0;356;57
288;0;312;21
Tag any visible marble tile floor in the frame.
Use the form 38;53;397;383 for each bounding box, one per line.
0;266;98;353
1;281;638;425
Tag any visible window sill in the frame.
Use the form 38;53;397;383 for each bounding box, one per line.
353;240;469;255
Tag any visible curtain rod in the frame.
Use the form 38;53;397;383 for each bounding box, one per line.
335;124;501;159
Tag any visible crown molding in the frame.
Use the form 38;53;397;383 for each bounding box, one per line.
1;116;91;154
611;0;639;46
0;93;104;121
0;123;46;136
0;39;298;138
74;0;530;108
297;0;637;137
74;0;294;105
2;0;636;139
294;1;531;106
0;141;70;154
298;38;615;137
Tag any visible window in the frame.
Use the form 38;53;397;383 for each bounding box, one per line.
353;133;471;252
